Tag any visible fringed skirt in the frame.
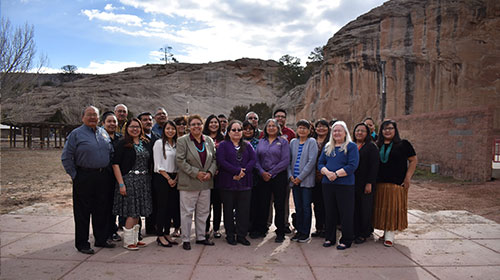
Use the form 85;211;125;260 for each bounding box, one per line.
373;183;408;231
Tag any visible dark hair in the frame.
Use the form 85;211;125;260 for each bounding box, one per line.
352;122;372;145
273;109;287;117
263;118;282;138
314;118;330;139
203;114;224;142
217;114;227;119
363;117;374;123
137;112;153;120
174;116;187;125
161;120;178;159
376;120;401;147
295;119;311;138
123;118;148;148
329;118;338;127
225;120;247;155
242;120;255;139
101;111;115;125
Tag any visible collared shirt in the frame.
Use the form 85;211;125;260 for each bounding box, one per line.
61;125;113;179
189;133;207;167
255;136;290;177
116;120;127;135
153;139;178;173
152;123;163;136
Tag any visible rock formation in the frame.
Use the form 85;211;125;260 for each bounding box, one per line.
297;0;499;124
1;58;282;124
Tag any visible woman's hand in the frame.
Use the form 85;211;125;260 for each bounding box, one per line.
364;183;372;194
402;177;411;189
197;171;206;182
325;171;337;182
262;171;272;182
168;178;176;187
119;185;127;196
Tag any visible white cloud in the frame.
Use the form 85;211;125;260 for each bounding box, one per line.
81;9;142;26
104;4;116;11
78;60;143;74
84;0;386;64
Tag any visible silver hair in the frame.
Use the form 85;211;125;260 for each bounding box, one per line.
324;121;353;156
81;105;99;118
114;104;128;112
156;107;168;115
245;111;259;121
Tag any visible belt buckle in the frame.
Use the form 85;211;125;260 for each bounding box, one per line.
134;170;140;175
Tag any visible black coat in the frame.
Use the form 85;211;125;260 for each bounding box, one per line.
112;139;153;176
354;142;379;187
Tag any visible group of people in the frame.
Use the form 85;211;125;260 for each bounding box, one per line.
61;104;417;254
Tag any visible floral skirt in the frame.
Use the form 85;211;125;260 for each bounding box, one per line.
373;183;408;231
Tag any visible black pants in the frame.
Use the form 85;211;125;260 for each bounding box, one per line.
152;173;178;236
105;171;118;238
206;188;222;233
72;168;111;250
354;183;374;239
312;181;325;231
251;171;287;236
322;183;354;246
220;189;251;238
146;175;157;235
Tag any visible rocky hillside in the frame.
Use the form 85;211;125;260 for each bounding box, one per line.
296;0;500;125
2;58;282;124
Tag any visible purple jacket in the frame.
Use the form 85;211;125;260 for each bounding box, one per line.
255;136;290;177
216;140;256;191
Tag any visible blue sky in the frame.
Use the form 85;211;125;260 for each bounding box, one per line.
3;0;386;74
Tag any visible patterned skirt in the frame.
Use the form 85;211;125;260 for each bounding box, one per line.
373;182;408;231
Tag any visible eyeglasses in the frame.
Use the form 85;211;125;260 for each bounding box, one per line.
155;112;167;116
383;127;395;131
129;126;141;130
116;110;127;114
248;117;258;120
190;123;202;127
231;128;242;132
355;129;367;133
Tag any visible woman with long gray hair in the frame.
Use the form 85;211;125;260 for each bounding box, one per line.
318;121;359;250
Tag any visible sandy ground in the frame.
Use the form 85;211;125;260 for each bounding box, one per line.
1;148;499;222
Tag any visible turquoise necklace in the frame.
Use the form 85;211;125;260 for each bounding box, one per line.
380;142;393;163
134;141;145;152
195;142;205;153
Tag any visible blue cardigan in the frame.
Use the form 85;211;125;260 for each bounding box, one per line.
287;138;318;188
318;142;359;185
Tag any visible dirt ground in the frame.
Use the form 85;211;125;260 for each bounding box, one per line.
1;149;499;223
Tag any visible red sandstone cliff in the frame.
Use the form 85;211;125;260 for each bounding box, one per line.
297;0;500;125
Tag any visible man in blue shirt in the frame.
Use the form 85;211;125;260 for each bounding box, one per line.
152;107;168;136
61;106;115;254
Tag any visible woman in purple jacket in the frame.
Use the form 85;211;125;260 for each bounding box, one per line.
216;120;256;246
249;118;290;243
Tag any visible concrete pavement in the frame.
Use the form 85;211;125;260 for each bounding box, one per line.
1;208;499;279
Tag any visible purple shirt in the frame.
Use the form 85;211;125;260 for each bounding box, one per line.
256;136;290;177
216;140;256;191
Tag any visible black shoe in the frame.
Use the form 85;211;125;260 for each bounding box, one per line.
284;227;292;234
112;233;122;242
157;237;172;247
214;231;222;238
354;237;366;244
237;237;251;246
311;231;322;237
95;241;116;248
336;243;351;250
183;242;191;250
226;236;237;246
275;234;285;243
78;248;95;254
298;234;311;243
323;240;333;248
291;233;301;241
138;232;143;241
196;239;215;246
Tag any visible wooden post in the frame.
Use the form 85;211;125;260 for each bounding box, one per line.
13;126;17;148
39;126;44;149
9;126;13;148
28;126;32;149
23;126;27;148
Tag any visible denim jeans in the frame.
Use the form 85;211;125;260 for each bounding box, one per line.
292;185;313;235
